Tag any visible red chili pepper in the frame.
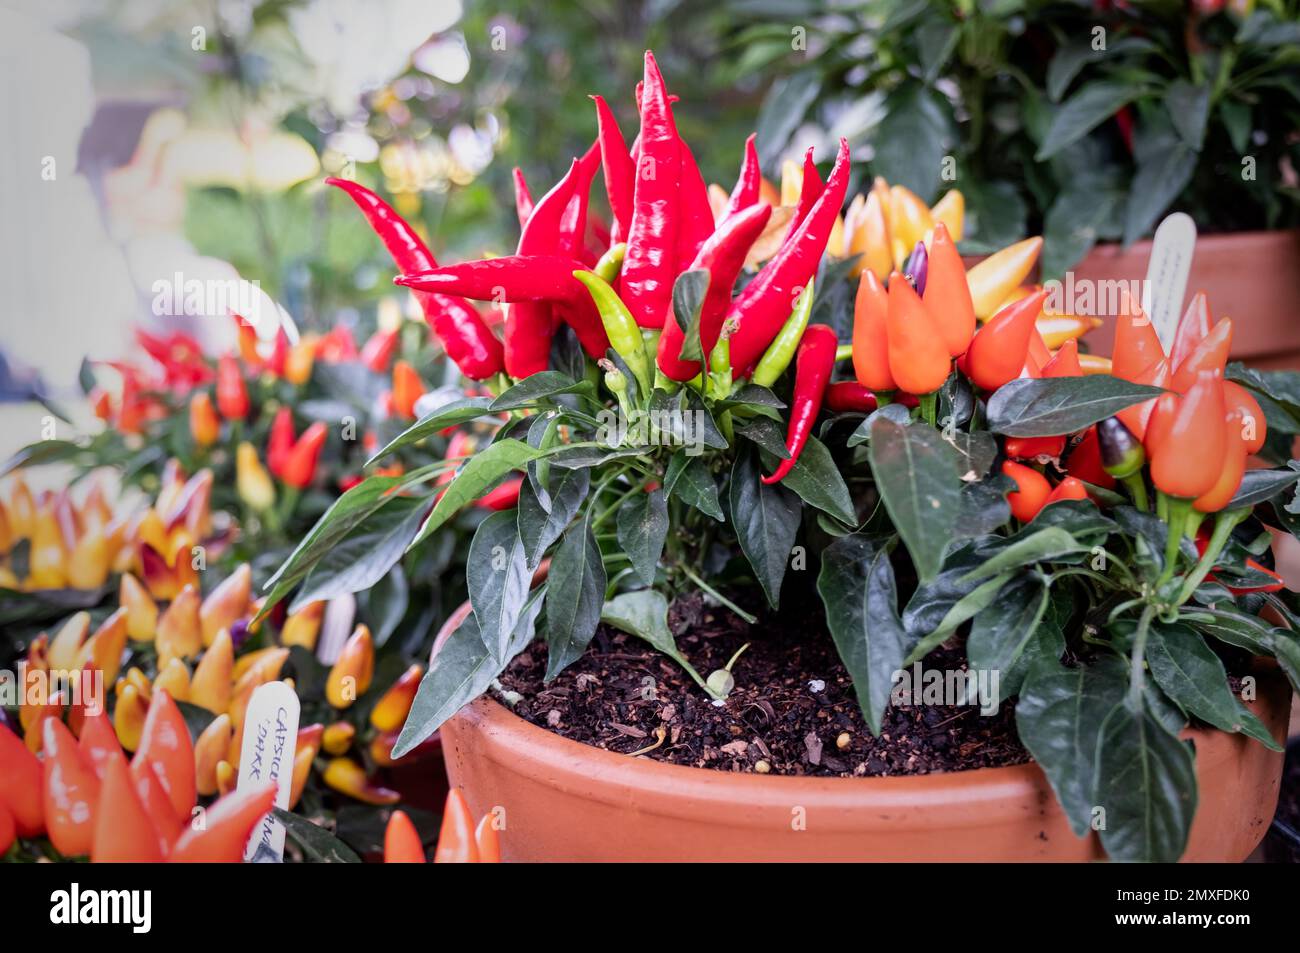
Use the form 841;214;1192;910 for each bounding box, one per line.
676;138;715;268
725;133;761;217
825;381;878;413
1066;427;1117;490
90;753;163;862
763;324;837;485
0;723;44;836
1170;317;1232;392
216;355;249;420
1171;291;1210;369
1223;380;1267;453
433;789;480;863
1111;295;1164;382
1150;370;1227;498
1002;460;1052;522
886;272;952;395
267;329;289;378
267;407;295;479
326;178;504;380
1005;435;1066;461
656;202;772;381
1045;476;1089;505
281;422;328;490
1142;392;1180;458
1193;532;1284;594
852;269;895;392
512;167;534;228
477;476;524;511
965;289;1047;391
42;718;100;857
729;138;851;374
558;140;602;266
168;783;276;863
316;325;359;362
360;327;400;372
592;95;637;244
786;147;824;236
920;223;976;357
621;51;682;329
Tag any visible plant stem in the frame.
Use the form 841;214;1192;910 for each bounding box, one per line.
1156;495;1191;587
1128;603;1156;707
678;563;757;624
1176;508;1249;605
1121;473;1149;511
918;391;938;427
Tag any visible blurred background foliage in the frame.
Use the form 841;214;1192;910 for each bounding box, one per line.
59;0;1300;338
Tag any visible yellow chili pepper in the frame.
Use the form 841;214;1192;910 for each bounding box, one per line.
326;625;375;709
966;237;1043;320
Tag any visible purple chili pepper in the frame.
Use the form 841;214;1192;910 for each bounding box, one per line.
905;240;929;296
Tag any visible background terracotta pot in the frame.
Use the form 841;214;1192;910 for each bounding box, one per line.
1068;229;1300;370
435;598;1290;861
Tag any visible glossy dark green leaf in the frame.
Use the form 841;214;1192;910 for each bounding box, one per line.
366;397;493;463
409;439;542;547
292;498;425;610
489;371;590;411
1145;622;1281;751
847;403;912;447
987;376;1165;437
1228;467;1300;509
1014;654;1129;837
729;449;801;607
1094;697;1198;863
664;453;724;521
967;573;1050;676
273;810;361;863
617;488;669;586
544;511;606;681
1166;80;1210;149
736;416;790;459
1190;607;1276;655
671;269;709;363
962;526;1085;583
467;510;530;661
768;436;856;526
1035;82;1140;160
600;589;698;677
817;535;915;734
867;417;964;581
517;466;589;570
1123;138;1197;245
872;84;955;203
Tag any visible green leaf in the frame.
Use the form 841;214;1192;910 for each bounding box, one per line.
1145;622;1281;751
1015;654;1130;837
1191;607;1276;655
715;383;786;413
664;453;723;521
366;397;493;463
1;439;89;478
273;810;362;863
871;83;955;203
617;488;669;587
1271;632;1300;697
516;466;589;570
1166;80;1210;149
671;270;709;363
490;371;590;411
1035;82;1140;161
867;417;964;581
1123;138;1197;246
391;593;541;758
847;403;911;447
946;431;998;478
915;20;959;83
1094;697;1198;863
729;449;801;607
1220;100;1251;155
966;573;1051;677
544;511;605;680
986;376;1165;437
736;416;790;459
600;589;699;677
768;436;856;526
1041;187;1123;280
962;527;1086;583
817;535;915;734
755;72;820;169
1229;467;1300;509
291;498;426;610
410;439;543;548
467;511;531;661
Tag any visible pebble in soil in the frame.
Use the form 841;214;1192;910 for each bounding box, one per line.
495;594;1029;778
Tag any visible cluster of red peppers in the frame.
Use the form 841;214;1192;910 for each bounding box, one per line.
0;689;274;861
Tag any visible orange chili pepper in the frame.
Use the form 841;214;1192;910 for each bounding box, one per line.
475;814;501;863
1111;298;1163;382
392;361;424;420
130;690;196;821
1149;371;1226;499
966;290;1047;391
168;783;276;863
1223;380;1266;454
215;355;249;420
885;272;950;395
1194;411;1249;513
433;788;480;863
0;723;44;836
42;718;100;857
91;754;164;862
1045;476;1089;505
78;708;125;780
189;392;220;447
921;223;976;357
1170;317;1232;392
384;809;426;863
1171;291;1210;368
852;269;895;392
1115;357;1169;441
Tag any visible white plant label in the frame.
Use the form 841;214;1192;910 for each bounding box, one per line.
237;680;301;862
1141;212;1197;354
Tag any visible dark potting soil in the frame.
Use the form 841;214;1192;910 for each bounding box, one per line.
495;594;1029;778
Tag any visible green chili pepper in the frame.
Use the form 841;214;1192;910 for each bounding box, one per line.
708;322;734;399
573;270;652;398
750;279;815;388
594;243;627;283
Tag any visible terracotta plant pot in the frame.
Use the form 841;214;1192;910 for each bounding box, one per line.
434;601;1291;862
1069;229;1300;370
